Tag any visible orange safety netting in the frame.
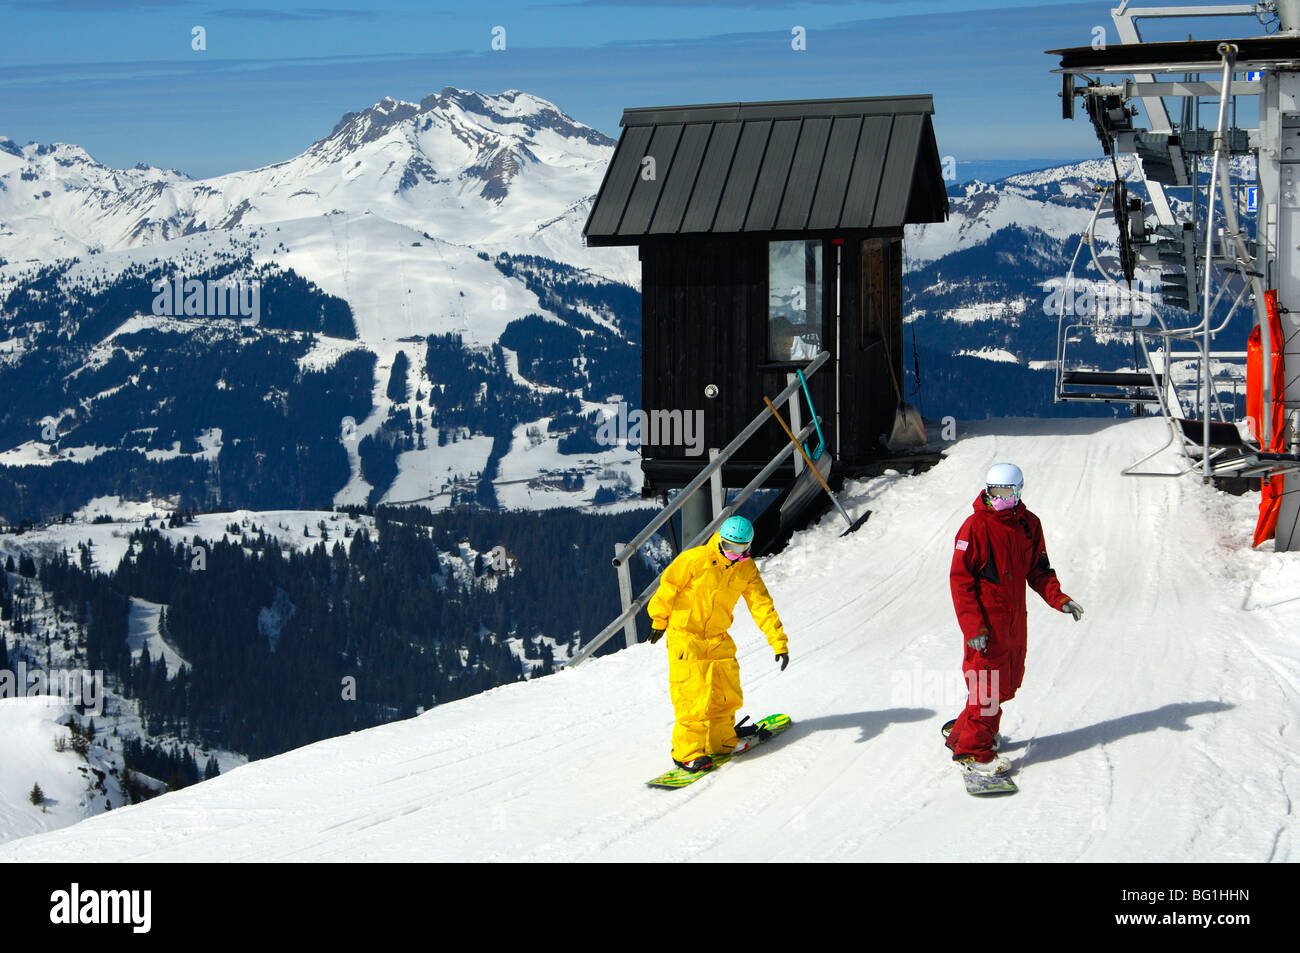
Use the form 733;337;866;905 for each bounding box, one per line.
1246;290;1287;547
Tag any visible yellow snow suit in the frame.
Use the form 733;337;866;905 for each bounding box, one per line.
647;532;788;763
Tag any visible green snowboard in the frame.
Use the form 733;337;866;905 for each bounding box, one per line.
646;714;792;789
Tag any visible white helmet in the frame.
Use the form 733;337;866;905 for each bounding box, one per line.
985;462;1024;510
985;462;1024;490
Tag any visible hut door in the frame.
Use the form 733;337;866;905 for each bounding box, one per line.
761;239;833;470
856;235;905;450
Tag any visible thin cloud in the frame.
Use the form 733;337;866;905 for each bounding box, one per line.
11;0;192;10
207;6;378;20
555;0;1090;12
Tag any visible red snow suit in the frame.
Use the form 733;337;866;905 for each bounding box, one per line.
946;494;1071;759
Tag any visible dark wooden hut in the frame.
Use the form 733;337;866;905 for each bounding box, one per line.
583;94;949;492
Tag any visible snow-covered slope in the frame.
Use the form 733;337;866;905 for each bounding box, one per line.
3;416;1294;862
905;154;1255;269
0;698;124;842
903;157;1137;267
0;504;377;575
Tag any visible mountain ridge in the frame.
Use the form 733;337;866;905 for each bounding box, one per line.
0;87;629;282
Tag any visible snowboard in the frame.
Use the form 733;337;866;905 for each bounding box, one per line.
646;714;792;789
961;768;1018;796
943;719;1018;795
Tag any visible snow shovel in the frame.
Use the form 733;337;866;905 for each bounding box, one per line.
883;351;926;450
764;398;871;536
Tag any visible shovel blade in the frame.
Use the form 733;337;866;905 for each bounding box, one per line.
886;402;927;450
838;509;872;537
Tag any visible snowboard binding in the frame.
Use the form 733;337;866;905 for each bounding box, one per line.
735;715;773;743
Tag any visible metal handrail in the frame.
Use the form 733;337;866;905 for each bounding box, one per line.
569;350;835;667
1123;325;1198;477
610;349;830;567
1055;188;1113;399
566;421;816;668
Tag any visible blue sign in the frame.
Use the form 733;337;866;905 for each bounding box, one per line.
1247;187;1258;211
1246;70;1264;81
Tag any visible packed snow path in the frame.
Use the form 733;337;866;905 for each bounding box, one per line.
3;418;1296;861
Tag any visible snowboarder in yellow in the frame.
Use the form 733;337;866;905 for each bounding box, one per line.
647;515;789;772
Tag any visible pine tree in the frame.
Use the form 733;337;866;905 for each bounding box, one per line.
28;782;44;806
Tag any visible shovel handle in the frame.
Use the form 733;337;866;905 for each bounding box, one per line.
764;397;833;496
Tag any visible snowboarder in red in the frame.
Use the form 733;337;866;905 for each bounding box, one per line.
944;463;1084;774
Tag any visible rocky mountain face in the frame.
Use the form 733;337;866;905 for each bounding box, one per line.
0;90;641;525
0;87;625;279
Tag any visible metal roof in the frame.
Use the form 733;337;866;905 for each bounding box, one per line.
583;95;949;246
1049;35;1300;74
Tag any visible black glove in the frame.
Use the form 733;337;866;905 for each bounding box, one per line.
647;628;664;645
776;652;789;671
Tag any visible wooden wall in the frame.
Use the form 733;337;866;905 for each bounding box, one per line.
842;234;905;459
638;231;904;489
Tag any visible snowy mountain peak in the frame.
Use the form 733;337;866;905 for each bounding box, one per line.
421;87;616;148
318;87;614;161
285;87;617;208
326;96;423;144
0;85;632;281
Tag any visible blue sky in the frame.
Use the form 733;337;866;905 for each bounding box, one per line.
0;0;1278;177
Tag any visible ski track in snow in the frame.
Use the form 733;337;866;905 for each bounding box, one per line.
1;417;1297;862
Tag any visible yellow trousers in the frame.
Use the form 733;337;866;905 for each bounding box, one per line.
666;629;743;763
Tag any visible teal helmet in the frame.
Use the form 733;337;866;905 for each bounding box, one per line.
718;515;754;562
719;516;754;546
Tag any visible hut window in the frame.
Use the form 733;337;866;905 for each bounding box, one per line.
767;240;823;361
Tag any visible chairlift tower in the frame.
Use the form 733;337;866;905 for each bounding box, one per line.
1050;0;1300;550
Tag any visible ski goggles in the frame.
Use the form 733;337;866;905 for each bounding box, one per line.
719;538;751;561
986;484;1021;510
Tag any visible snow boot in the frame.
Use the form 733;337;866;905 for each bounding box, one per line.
673;755;714;773
726;737;754;756
953;752;1010;775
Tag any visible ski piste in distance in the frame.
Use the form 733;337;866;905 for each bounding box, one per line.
646;713;792;789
